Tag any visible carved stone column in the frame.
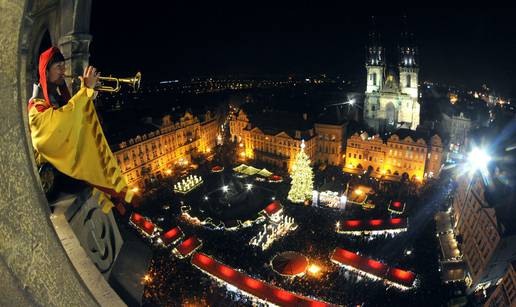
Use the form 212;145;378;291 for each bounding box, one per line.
58;33;92;93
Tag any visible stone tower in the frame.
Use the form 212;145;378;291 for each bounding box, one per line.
398;16;420;129
363;16;420;132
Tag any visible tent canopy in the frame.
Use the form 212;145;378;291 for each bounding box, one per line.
233;164;272;177
271;252;309;276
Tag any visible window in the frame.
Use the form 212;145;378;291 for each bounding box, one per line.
407;74;411;87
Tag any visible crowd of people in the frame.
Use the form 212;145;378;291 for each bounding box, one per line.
140;161;448;306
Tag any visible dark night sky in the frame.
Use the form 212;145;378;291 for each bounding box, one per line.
89;4;516;97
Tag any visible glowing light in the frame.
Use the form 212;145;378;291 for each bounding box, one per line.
142;274;152;283
244;277;263;289
367;259;385;270
466;147;491;174
354;188;363;195
166;169;172;175
390;218;402;225
308;264;321;275
220;265;236;278
131;187;139;193
369;219;383;226
348;164;354;168
240;151;245;157
222;185;229;192
405;250;412;256
340;195;347;206
346;220;361;227
246;183;253;190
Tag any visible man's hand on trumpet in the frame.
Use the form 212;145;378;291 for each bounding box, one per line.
80;65;100;99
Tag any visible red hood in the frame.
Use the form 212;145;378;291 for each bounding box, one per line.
38;47;71;106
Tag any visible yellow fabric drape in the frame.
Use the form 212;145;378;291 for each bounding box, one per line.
29;86;133;213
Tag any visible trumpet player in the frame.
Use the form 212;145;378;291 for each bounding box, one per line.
28;46;140;213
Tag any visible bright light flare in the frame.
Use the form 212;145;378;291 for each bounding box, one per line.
246;183;253;190
308;264;321;275
222;185;229;192
466;147;491;174
142;274;152;283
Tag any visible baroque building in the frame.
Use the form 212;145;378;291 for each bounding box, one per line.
113;110;219;188
451;172;516;296
363;19;420;132
229;109;346;171
344;129;443;180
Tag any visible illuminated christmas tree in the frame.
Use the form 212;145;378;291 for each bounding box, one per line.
288;140;314;203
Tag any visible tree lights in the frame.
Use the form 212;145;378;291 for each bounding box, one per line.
173;175;203;194
288;140;314;203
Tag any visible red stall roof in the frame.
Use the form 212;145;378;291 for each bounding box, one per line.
339;218;408;232
191;253;334;307
388;201;406;213
360;258;388;277
330;248;362;268
387;268;416;288
160;226;184;246
175;236;202;257
264;201;282;216
130;213;155;236
331;248;415;289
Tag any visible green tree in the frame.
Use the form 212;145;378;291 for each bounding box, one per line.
288;140;314;203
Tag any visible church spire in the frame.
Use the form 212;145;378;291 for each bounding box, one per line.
399;15;417;68
366;16;384;66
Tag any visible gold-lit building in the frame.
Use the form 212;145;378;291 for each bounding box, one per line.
451;172;516;295
113;111;219;188
482;261;516;307
344;129;443;180
231;110;317;170
314;121;347;166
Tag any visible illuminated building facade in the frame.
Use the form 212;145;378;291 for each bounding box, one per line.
230;109;342;171
451;172;516;295
483;261;516;307
114;110;219;188
344;129;443;180
440;111;472;153
314;121;347;166
363;19;420;132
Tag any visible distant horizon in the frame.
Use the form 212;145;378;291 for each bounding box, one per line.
87;4;516;98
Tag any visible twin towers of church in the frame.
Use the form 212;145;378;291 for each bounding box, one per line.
363;18;420;132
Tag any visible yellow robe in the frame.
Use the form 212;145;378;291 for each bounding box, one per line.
29;85;133;213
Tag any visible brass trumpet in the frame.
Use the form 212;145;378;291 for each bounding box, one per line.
67;72;142;93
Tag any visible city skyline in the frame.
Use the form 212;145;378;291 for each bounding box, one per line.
89;5;516;97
